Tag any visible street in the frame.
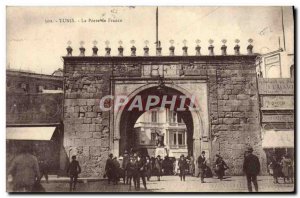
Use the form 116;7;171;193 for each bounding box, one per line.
8;175;294;193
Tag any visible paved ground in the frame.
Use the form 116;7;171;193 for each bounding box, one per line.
7;175;294;193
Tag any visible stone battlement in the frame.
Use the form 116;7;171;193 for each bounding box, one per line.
65;39;255;57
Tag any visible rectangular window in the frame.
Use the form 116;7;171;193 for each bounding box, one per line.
173;133;177;145
151;132;156;142
173;112;177;123
178;133;183;145
169;110;177;123
151;111;158;123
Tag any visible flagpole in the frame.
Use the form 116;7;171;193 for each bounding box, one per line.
281;7;286;51
156;7;158;48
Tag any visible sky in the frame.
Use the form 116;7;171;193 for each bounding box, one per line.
6;6;294;74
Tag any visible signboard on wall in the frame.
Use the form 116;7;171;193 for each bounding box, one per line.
258;78;294;95
262;114;294;123
261;96;294;110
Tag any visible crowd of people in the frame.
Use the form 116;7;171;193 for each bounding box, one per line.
6;145;294;192
104;151;165;190
103;150;229;190
268;154;294;184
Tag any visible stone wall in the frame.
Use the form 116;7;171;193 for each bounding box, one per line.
63;56;266;177
208;63;266;175
63;59;112;176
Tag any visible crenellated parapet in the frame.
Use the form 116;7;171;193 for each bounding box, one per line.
65;39;255;57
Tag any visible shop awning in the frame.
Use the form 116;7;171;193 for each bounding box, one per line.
6;127;56;141
262;130;294;148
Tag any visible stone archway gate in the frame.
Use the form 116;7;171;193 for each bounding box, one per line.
63;54;266;177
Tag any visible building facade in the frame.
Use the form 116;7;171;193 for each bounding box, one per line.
6;69;65;175
134;108;188;158
256;49;294;169
6;69;63;94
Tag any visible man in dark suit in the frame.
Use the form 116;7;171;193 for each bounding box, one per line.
197;151;206;183
243;147;260;192
67;155;81;192
105;153;114;184
135;155;147;190
178;155;188;181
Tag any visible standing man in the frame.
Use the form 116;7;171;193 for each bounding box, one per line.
269;154;281;184
281;154;293;183
243;147;260;192
39;159;49;183
198;151;207;183
7;145;40;192
112;157;121;185
178;155;187;181
122;150;130;184
67;155;81;192
154;155;163;181
105;153;114;184
126;154;137;189
135;155;147;190
145;156;152;181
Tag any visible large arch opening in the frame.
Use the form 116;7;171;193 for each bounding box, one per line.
115;85;202;160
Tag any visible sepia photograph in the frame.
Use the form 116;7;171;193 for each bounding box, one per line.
5;6;295;193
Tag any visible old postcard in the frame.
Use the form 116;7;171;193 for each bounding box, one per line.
6;6;294;193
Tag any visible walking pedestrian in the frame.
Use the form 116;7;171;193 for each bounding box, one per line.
122;150;130;184
178;155;188;181
281;154;293;183
7;145;40;192
215;154;229;180
112;157;121;185
269;154;281;183
136;155;147;190
67;155;81;192
197;151;207;183
153;155;163;181
39;159;49;183
145;156;152;181
126;154;138;189
243;147;260;192
105;153;115;184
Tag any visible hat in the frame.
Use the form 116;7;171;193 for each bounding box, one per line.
157;155;161;158
109;153;113;157
201;151;205;154
216;154;220;157
180;154;184;158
